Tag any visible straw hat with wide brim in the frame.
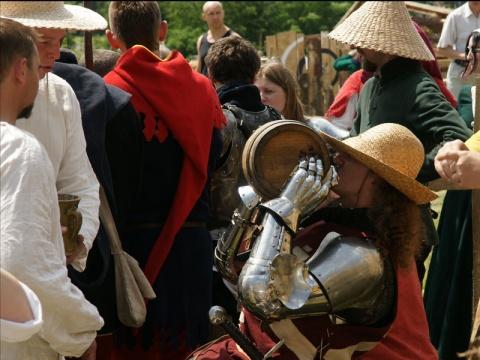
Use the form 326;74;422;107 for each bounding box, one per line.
0;1;107;31
328;1;434;61
320;123;438;205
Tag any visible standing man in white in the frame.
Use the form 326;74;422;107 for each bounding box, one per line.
0;17;103;359
196;1;241;77
0;1;107;273
437;1;480;99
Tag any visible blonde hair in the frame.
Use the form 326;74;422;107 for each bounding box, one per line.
256;60;306;121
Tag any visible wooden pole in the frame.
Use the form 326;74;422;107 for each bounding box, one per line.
83;1;93;71
468;75;480;360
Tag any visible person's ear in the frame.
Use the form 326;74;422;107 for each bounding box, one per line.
106;29;120;50
159;20;168;42
14;58;28;85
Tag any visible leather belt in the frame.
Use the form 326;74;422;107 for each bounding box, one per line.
126;221;206;232
454;59;468;66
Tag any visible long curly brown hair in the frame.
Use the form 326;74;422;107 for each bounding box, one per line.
367;176;427;269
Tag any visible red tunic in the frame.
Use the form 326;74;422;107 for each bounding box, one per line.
193;222;438;359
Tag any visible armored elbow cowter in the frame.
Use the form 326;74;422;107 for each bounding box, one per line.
214;186;263;285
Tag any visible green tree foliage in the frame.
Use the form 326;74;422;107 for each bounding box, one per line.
65;1;354;60
65;1;463;61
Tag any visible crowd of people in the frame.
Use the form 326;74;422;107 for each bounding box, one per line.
0;1;479;360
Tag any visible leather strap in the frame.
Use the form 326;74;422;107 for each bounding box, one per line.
99;185;123;254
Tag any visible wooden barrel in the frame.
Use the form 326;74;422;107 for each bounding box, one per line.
242;120;331;200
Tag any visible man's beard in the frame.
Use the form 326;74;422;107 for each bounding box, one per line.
17;104;34;120
362;58;377;73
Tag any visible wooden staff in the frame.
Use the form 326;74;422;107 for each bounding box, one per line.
83;1;93;71
468;75;480;359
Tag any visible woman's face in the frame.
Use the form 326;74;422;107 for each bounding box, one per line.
465;36;480;76
255;77;287;115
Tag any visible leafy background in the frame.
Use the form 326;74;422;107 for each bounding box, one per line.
64;1;461;61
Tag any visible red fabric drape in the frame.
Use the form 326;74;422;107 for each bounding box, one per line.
104;46;226;287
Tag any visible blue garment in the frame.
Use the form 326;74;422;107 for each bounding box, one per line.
120;128;223;351
52;62;144;334
216;82;265;111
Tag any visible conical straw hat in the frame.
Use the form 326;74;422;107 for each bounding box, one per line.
0;1;107;31
320;123;438;205
328;1;434;61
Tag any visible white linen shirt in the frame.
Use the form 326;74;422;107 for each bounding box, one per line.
0;123;104;359
0;280;43;343
16;73;100;272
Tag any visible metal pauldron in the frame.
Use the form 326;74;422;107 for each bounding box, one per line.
210;105;283;226
216;105;282;177
237;218;387;322
223;103;283;139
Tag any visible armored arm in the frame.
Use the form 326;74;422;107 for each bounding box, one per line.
237;158;388;322
214;185;263;285
237;157;336;319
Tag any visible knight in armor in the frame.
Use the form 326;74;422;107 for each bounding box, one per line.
191;123;439;359
204;35;283;327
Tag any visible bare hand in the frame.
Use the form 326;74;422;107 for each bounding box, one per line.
81;339;96;360
434;139;468;180
65;232;85;265
434;139;480;189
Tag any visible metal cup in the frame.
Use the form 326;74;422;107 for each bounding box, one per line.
58;194;82;256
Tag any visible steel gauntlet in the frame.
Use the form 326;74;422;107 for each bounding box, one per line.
259;157;337;232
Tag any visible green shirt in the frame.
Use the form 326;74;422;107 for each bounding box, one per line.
333;53;360;74
350;57;472;184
